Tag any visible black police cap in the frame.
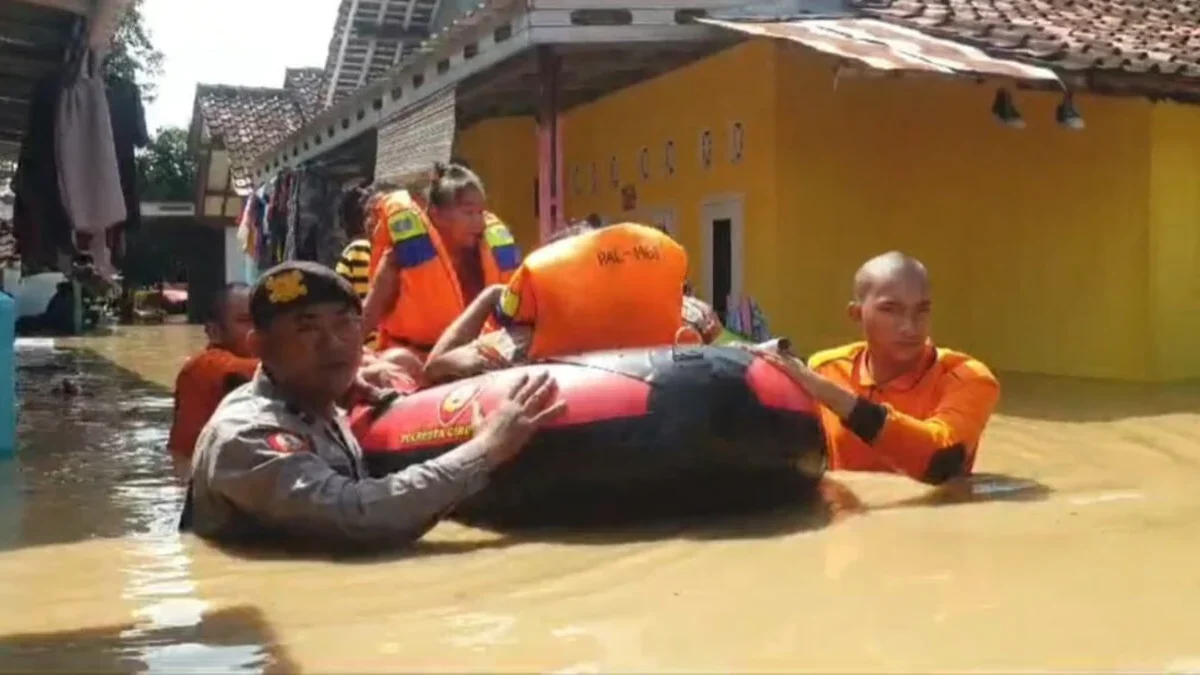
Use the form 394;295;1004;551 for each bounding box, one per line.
250;260;362;329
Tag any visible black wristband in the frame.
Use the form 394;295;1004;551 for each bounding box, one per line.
844;397;887;444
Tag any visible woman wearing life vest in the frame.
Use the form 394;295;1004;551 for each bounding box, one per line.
362;162;521;359
424;220;701;382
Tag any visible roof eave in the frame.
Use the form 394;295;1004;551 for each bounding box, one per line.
250;0;734;179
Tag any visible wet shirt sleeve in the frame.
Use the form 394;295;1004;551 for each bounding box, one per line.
206;424;492;544
841;361;1000;484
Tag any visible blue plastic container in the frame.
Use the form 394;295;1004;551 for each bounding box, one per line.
0;290;15;459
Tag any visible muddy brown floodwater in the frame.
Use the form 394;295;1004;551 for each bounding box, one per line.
1;324;1200;673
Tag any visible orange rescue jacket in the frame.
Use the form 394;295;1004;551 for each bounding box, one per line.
370;190;520;351
168;347;259;461
494;222;688;359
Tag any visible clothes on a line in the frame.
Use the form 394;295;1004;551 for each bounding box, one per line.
10;47;148;280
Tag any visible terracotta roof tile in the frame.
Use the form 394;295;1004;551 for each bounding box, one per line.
856;0;1200;78
284;67;327;121
195;69;329;191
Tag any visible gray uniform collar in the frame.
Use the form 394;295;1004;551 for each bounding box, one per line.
251;367;342;424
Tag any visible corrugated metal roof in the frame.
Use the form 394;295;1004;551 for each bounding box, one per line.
254;0;519;172
321;0;444;107
698;16;1062;82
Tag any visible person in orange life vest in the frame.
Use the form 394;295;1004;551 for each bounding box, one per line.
424;221;699;383
169;285;417;485
346;181;428;383
361;162;522;360
746;251;1000;485
168;283;259;483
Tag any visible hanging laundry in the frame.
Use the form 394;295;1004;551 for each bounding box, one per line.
266;172;291;267
56;49;126;237
284;170;300;262
256;190;271;267
293;168;341;265
723;295;772;342
237;194;256;256
105;75;150;271
56;49;126;279
12;71;75;272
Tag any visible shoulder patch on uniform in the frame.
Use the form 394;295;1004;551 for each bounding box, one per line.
484;223;516;248
498;286;520;318
387;209;426;242
266;431;310;454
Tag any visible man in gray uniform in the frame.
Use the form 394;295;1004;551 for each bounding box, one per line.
179;260;564;545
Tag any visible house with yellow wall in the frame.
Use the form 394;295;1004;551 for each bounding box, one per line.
245;0;1200;383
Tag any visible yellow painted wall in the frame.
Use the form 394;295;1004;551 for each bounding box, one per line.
455;116;540;250
561;40;784;316
772;42;1154;380
1148;102;1200;380
558;39;1169;381
468;38;1198;381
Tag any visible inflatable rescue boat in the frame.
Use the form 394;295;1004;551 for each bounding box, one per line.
348;345;827;525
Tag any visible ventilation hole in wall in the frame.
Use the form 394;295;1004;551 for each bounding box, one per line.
570;9;632;25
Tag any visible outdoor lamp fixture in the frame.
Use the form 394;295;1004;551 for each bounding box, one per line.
1056;91;1085;130
991;88;1025;129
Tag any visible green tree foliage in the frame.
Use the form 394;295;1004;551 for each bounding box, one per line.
103;0;164;101
137;127;195;201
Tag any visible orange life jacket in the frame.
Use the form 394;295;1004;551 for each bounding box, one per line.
168;347;259;461
370;191;520;352
495;222;688;359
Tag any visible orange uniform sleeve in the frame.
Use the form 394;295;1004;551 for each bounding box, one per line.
168;351;259;462
844;361;1000;484
168;366;200;460
493;265;537;326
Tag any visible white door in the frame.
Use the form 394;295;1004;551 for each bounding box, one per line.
699;196;745;321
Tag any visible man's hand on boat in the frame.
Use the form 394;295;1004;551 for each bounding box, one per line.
346;348;427;409
472;371;566;469
743;341;859;420
357;360;411;390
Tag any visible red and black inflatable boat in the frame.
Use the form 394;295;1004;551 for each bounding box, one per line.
348;345;827;525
